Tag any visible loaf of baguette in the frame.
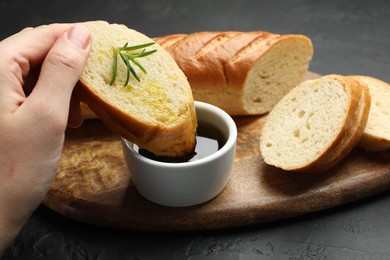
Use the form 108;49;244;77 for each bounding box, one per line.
77;21;197;157
348;75;390;151
259;75;371;172
154;31;313;115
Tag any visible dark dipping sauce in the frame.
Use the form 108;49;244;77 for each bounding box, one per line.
137;121;226;163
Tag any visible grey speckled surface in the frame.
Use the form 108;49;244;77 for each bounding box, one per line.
1;0;390;259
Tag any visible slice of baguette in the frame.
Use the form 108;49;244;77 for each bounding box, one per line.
76;21;197;157
259;74;371;172
348;75;390;151
156;31;313;116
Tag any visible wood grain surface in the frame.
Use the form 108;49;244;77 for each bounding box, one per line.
43;72;390;231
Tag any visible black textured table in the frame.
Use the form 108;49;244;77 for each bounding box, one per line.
1;0;390;259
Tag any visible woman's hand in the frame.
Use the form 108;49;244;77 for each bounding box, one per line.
0;23;91;253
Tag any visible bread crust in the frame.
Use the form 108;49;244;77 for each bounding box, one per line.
83;30;313;117
77;21;197;157
155;31;313;115
154;34;186;49
77;82;197;157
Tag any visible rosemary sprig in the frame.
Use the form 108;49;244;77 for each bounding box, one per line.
110;42;157;87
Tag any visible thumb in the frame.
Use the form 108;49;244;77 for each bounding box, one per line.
25;25;91;128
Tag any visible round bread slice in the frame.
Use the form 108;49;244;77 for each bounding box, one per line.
76;21;197;157
348;75;390;151
259;74;370;172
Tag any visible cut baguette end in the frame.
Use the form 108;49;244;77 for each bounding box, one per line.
77;21;197;157
157;31;313;116
242;35;313;115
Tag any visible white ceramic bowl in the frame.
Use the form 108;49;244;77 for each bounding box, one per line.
121;101;237;207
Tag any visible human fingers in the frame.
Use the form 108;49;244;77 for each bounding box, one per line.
23;68;84;129
20;25;91;134
0;23;90;68
0;23;88;113
0;24;71;78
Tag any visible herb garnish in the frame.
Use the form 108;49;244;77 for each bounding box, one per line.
110;42;157;87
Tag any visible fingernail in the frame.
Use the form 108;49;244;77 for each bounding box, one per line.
67;25;91;49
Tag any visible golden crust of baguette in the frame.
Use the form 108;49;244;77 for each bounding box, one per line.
155;31;313;115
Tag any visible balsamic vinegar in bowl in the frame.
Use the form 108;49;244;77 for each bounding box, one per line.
121;101;237;207
137;121;227;163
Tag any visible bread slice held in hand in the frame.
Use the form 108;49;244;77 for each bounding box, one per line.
348;75;390;151
77;21;197;157
260;74;371;173
155;31;313;116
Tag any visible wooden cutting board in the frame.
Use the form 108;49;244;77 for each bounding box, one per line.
43;72;390;231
